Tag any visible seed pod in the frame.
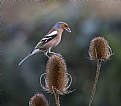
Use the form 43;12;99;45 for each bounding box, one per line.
40;54;72;95
89;36;113;61
29;93;49;106
88;36;113;106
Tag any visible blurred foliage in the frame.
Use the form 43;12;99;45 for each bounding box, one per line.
2;1;121;106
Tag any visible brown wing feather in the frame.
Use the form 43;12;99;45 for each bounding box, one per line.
35;29;58;49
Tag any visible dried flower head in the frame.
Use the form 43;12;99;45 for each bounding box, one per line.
40;54;72;95
88;36;113;106
89;36;113;61
29;93;49;106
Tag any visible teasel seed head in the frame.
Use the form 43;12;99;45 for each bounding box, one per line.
40;53;72;95
29;93;49;106
89;36;113;61
88;36;114;106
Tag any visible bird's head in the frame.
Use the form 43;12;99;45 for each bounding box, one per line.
54;22;71;33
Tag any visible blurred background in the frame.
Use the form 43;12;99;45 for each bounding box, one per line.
2;1;121;106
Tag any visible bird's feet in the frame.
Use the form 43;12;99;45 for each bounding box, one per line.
44;52;50;58
49;51;57;55
44;51;58;58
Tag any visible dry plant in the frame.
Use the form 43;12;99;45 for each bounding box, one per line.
29;93;49;106
88;36;113;106
40;54;72;106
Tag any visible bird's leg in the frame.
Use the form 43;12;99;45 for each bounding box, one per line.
48;48;57;55
44;51;50;58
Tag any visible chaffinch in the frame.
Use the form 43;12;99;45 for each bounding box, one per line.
19;21;71;65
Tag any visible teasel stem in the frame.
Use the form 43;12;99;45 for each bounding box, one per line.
88;60;101;106
52;87;60;106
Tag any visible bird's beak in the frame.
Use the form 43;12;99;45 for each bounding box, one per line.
66;28;71;33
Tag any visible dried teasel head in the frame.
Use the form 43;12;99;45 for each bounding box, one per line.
89;36;113;61
29;93;49;106
40;54;72;95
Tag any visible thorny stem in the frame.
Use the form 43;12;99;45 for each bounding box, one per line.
88;60;102;106
53;87;60;106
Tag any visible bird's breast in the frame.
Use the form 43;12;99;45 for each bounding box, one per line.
51;35;62;47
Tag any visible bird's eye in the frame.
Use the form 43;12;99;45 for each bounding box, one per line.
65;25;68;27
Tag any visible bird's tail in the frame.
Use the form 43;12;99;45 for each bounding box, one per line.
18;48;40;66
18;54;31;65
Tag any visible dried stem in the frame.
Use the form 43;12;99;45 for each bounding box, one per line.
52;87;60;106
88;60;101;106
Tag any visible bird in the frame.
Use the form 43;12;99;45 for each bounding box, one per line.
18;21;71;65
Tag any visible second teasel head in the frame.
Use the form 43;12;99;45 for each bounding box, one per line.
40;54;72;95
29;93;49;106
89;36;113;61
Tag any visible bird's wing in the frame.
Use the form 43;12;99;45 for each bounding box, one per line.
35;30;58;48
18;31;58;65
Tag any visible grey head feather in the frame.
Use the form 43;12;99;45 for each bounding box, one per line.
53;21;66;29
